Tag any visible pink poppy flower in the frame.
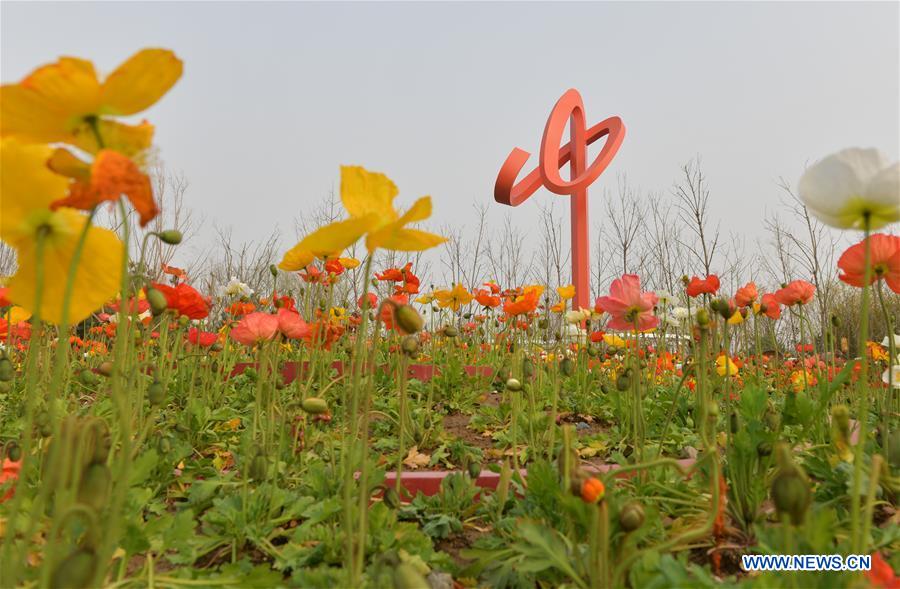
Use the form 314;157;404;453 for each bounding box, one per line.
277;308;310;340
596;274;659;332
230;312;279;346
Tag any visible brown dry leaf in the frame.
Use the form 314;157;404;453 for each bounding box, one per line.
403;446;431;469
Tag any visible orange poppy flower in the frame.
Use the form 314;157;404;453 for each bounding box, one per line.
686;275;720;298
837;233;900;293
150;283;209;320
475;288;500;308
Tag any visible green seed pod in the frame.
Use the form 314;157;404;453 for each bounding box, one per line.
443;325;459;338
560;358;575;377
400;335;419;357
146;288;168;316
50;548;97;589
537;319;548;329
0;357;13;382
178;314;190;327
156;229;183;245
0;381;10;394
158;437;172;455
729;411;739;434
756;441;773;457
395;305;424;334
463;313;472;320
77;463;111;512
505;378;522;392
615;375;631;391
467;461;482;479
619;501;645;532
147;381;166;406
383;486;400;509
269;264;279;278
301;397;329;415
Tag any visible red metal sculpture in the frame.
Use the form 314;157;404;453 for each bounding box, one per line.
495;89;625;311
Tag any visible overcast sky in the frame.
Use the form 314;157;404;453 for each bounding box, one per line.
2;1;898;276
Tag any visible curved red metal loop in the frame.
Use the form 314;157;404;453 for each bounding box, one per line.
493;89;625;311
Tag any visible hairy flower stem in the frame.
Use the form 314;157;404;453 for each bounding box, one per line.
850;217;872;554
876;284;895;458
342;254;374;585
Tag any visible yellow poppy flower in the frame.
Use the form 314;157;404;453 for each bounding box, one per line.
602;333;626;348
557;284;575;300
0;139;123;325
433;283;474;312
3;306;31;324
415;293;435;305
279;166;446;270
727;310;744;325
715;355;739;377
338;257;361;269
1;49;182;157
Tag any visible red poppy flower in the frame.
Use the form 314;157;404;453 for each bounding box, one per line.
475;288;500;308
0;287;10;308
150;283;210;319
758;293;782;320
686;275;720;298
358;292;378;310
381;294;409;331
866;552;899;588
109;297;150;315
1;459;21;502
227;301;256;316
324;258;345;275
837;233;900;293
188;328;218;347
774;280;815;306
734;281;758;308
162;264;187;281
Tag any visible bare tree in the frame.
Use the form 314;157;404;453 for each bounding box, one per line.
674;159;720;276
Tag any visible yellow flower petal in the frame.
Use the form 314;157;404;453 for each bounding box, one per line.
73;119;155;158
0;57;101;143
396;196;433;225
366;227;446;253
7;209;124;325
279;217;373;271
338;257;361;269
101;49;183;116
340;166;399;223
0;139;69;239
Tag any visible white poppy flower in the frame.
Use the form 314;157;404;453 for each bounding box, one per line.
656;290;674;306
798;148;899;230
881;334;900;349
671;306;691;320
222;277;253;298
566;308;591;324
883;365;900;389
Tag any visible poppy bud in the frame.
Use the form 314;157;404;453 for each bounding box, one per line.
178;315;189;326
729;411;739;434
400;335;419;357
269;264;278;278
710;298;731;320
6;442;21;462
97;361;114;377
580;477;605;503
830;314;840;328
696;308;711;328
615;374;631;391
155;230;182;245
301;397;329;415
505;378;522;392
619;501;645;532
248;454;268;481
395;305;424;334
770;442;810;525
51;548;97;589
393;562;429;589
443;325;459;338
147;288;167;317
146;379;165;404
77;462;111;512
560;358;575;377
522;359;534;378
756;441;772;457
468;461;482;479
382;486;401;510
0;357;14;382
